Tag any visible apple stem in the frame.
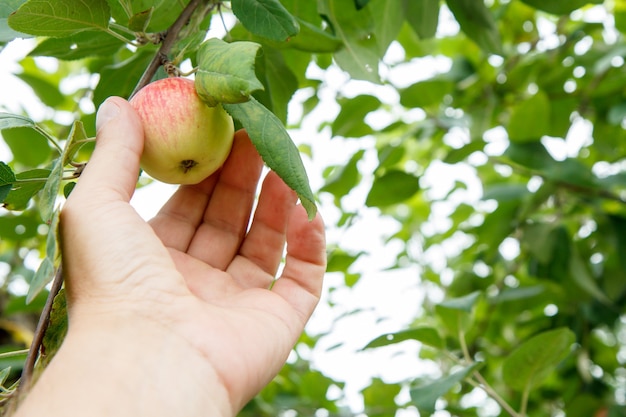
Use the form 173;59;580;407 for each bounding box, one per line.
130;0;211;99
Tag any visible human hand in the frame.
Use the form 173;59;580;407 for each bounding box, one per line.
16;97;325;417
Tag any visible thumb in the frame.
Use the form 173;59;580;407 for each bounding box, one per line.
73;97;144;203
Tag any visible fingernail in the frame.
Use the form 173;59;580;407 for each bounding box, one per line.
96;98;120;132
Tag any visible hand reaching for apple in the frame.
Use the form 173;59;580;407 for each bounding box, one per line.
13;97;326;417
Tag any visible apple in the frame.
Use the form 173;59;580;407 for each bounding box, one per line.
129;77;234;185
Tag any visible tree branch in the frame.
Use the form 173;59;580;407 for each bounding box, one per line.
130;0;208;99
18;265;64;395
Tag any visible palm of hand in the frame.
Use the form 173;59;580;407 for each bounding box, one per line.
148;134;325;408
62;128;325;413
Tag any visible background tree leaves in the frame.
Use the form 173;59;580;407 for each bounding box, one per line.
1;1;626;416
318;0;381;83
446;0;502;54
502;328;575;392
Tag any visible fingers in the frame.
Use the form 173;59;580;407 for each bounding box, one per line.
185;130;263;268
70;97;143;205
226;171;297;288
271;206;326;325
151;130;263;266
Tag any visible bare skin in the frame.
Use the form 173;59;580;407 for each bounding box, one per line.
14;97;326;417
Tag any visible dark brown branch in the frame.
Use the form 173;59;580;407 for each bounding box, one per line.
18;265;64;394
130;0;207;99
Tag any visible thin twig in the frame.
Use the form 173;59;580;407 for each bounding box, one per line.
18;265;64;394
459;327;521;417
130;0;207;99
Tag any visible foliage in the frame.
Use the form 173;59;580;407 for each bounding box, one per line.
0;0;625;416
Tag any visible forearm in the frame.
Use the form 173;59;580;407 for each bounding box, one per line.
14;317;233;417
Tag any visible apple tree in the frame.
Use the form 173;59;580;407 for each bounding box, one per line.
0;0;626;416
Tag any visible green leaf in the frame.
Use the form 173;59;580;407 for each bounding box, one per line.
489;285;546;304
0;184;11;204
400;79;454;109
508;91;550;143
45;209;58;260
435;291;481;335
0;113;35;130
15;72;65;108
38;158;62;224
63;181;76;198
410;363;482;414
0;213;40;240
0;0;30;42
231;0;300;42
40;289;68;366
195;38;264;107
569;249;613;305
326;248;363;273
298;370;338;406
0;162;16;188
403;0;439;39
446;0;502;54
0;162;16;203
547;97;578;137
362;378;401;411
318;0;381;83
27;211;58;302
520;0;603;15
3;169;50;211
321;149;365;200
370;0;404;55
365;170;420;208
105;0;183;32
502;328;575;392
2;127;52;167
3;291;46;316
438;290;481;312
503;142;555;171
288;18;342;52
523;222;560;264
128;7;153;32
8;0;111;37
363;327;443;350
482;184;530;202
543;159;598;189
332;95;381;138
27;256;54;304
29;30;125;60
64;120;88;165
223;98;317;220
443;141;485;164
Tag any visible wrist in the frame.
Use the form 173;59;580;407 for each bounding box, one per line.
16;315;234;417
